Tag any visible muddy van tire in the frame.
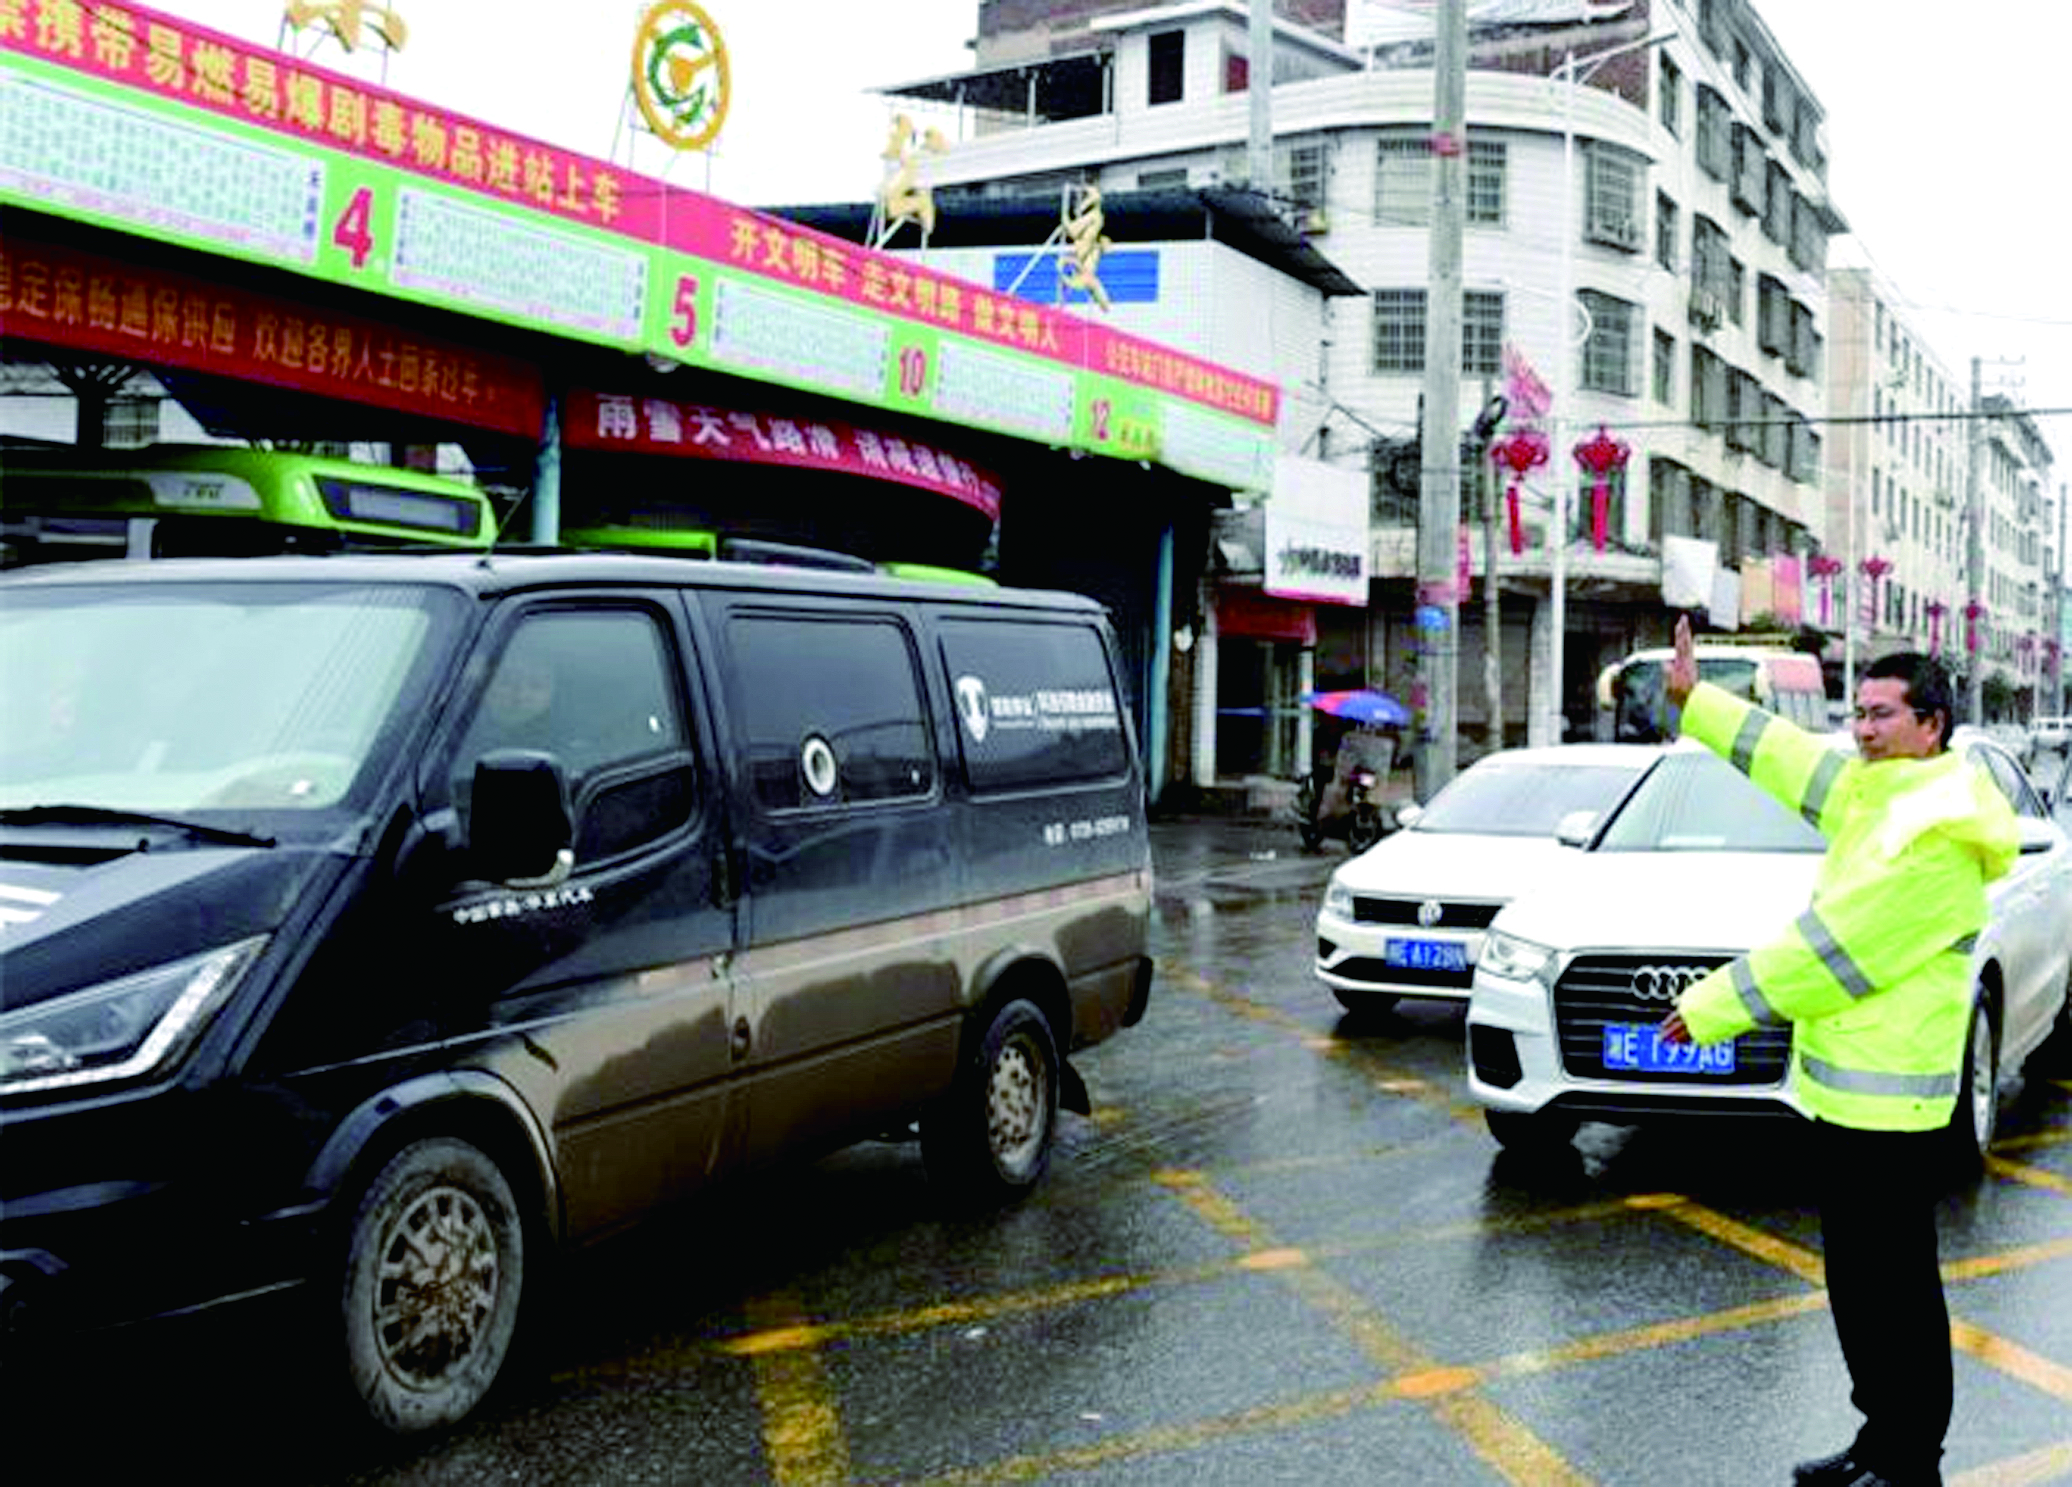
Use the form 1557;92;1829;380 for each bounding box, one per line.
923;999;1059;1205
339;1137;525;1435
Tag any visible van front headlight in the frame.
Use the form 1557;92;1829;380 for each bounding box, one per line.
0;937;268;1096
1479;930;1557;989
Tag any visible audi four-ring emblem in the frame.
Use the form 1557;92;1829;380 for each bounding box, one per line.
1629;965;1704;1001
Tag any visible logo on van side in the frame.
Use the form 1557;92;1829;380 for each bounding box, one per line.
955;675;990;743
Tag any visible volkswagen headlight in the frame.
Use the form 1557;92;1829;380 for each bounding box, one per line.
0;937;268;1096
1479;930;1556;988
1322;874;1354;919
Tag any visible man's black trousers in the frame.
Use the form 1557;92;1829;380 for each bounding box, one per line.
1814;1118;1952;1481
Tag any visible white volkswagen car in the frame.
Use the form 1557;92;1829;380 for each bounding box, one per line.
1467;729;2072;1170
1314;745;1661;1014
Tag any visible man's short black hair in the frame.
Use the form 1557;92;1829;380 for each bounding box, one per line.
1863;651;1956;749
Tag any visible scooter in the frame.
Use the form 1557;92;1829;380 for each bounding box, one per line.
1295;758;1392;853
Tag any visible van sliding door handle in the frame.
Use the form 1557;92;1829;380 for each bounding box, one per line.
730;1017;752;1060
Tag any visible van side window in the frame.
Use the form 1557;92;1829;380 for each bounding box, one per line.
727;615;933;810
939;620;1128;791
454;610;693;858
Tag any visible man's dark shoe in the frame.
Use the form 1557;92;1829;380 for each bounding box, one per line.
1792;1451;1879;1486
1790;1452;1923;1487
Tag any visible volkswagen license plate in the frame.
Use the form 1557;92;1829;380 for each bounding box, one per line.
1602;1023;1737;1074
1384;937;1469;973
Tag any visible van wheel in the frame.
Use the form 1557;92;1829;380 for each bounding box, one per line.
1942;999;1997;1180
339;1138;525;1435
924;999;1058;1205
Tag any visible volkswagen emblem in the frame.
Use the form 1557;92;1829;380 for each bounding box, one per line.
1416;900;1444;928
1629;965;1703;1001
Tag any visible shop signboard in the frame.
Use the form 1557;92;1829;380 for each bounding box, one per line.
0;3;1277;488
562;390;1002;521
1264;455;1367;606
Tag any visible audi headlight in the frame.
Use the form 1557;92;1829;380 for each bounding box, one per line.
1322;875;1354;919
1479;930;1556;988
0;937;268;1096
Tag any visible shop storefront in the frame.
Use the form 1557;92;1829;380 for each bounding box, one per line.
0;2;1280;798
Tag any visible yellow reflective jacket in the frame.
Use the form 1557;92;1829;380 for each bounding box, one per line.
1673;682;2018;1130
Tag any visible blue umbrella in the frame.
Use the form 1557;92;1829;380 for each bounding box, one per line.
1301;689;1410;727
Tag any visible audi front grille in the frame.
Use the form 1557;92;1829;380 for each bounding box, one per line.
1551;953;1793;1084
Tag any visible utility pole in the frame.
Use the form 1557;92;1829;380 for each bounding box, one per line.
1481;377;1503;753
1413;0;1467;800
1247;1;1273;193
1966;357;1985;726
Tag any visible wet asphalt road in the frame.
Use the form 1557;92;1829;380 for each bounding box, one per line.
16;816;2072;1486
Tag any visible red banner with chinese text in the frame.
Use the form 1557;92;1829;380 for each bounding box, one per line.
562;391;1002;521
0;234;545;437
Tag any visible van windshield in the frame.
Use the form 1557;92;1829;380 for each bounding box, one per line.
1612;657;1760;742
0;582;455;818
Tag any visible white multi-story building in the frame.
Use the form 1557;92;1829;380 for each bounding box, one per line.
879;0;1842;745
1823;268;2056;721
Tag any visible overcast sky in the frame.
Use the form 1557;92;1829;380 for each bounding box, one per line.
165;1;2072;471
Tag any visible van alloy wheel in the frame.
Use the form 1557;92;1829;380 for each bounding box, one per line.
340;1138;524;1434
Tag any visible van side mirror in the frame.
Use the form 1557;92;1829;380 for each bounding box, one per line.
469;750;574;886
1554;809;1600;848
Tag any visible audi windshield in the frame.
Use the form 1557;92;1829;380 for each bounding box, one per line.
1592;749;1826;853
1412;754;1652;837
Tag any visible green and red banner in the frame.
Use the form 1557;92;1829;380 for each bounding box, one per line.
0;2;1278;489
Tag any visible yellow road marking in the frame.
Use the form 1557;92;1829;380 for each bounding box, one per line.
1943;1234;2072;1282
1952;1320;2072;1404
1986;1152;2072;1197
1651;1197;1828;1285
1155;1167;1592;1487
1950;1438;2072;1487
742;1290;851;1486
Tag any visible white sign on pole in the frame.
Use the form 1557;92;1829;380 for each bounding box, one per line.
1661;534;1719;612
1265;455;1369;606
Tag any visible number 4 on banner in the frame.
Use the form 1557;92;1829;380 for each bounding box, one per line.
332;188;376;269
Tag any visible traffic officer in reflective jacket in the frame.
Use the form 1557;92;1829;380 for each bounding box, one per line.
1660;613;2017;1487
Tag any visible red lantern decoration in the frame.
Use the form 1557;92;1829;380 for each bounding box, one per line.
1571;425;1629;554
1926;598;1947;655
1490;428;1550;556
1808;553;1844;627
1964;598;1987;655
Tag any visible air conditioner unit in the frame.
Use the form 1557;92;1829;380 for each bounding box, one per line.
1689;287;1723;330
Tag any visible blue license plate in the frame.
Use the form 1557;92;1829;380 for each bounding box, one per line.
1383;937;1469;973
1602;1023;1737;1074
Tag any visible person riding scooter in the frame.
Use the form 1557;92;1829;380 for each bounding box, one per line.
1298;724;1396;851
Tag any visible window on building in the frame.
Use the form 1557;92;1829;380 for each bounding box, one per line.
1654;328;1677;405
1726;370;1759;454
1659;54;1683;136
1585;145;1643;251
1656;192;1679;271
1763;161;1793;244
1757;274;1789;356
1371;289;1504;375
1731;123;1766;215
1375;132;1505;226
1466;139;1507;224
1696;86;1731;179
102;397;162;448
1692;344;1724;431
1148;30;1185;105
1790;193;1827;272
1578;290;1638;395
1691;215;1729;299
1138;167;1190;189
1727;258;1745;325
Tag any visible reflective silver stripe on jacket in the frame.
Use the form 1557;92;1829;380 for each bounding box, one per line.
1950;934;1977;955
1800;1054;1958;1100
1728;958;1781;1026
1800;750;1845;828
1795;908;1874;999
1730;709;1771;773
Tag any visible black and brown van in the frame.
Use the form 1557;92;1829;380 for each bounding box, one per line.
0;550;1153;1433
